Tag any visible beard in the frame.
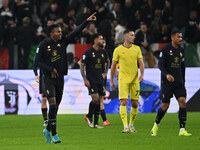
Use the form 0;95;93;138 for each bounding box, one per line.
99;43;103;48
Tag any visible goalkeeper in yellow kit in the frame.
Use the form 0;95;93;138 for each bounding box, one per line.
110;29;144;133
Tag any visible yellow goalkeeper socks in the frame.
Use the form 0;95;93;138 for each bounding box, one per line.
120;105;128;126
129;107;138;124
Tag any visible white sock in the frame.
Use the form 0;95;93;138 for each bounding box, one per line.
180;128;185;132
154;122;159;127
124;125;128;128
129;123;133;126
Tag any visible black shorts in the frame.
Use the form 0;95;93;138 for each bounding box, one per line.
43;76;64;99
160;81;186;103
88;83;106;96
104;77;107;87
39;75;46;97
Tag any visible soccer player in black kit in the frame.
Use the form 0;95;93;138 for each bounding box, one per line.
34;13;97;143
80;34;109;128
151;30;192;136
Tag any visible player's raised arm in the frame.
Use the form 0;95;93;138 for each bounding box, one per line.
66;12;97;41
86;12;97;21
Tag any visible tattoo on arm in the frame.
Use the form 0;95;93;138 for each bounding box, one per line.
105;58;110;74
80;63;87;81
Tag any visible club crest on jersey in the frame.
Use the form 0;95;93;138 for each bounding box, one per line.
101;54;104;57
133;51;136;54
180;52;182;57
57;43;61;47
92;52;95;57
170;50;173;55
97;58;101;63
174;57;179;63
52;50;58;56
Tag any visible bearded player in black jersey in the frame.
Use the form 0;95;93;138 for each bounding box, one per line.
80;33;109;128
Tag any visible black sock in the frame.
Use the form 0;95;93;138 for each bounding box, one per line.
179;108;186;128
56;106;59;115
47;120;51;131
155;108;166;124
94;104;100;125
48;105;57;136
100;109;107;121
42;108;48;121
87;101;96;119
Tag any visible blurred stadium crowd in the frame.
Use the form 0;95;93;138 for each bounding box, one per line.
0;0;200;69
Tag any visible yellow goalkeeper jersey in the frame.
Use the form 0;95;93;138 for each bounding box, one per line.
112;44;143;83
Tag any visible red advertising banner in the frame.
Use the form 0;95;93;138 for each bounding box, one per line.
0;47;9;69
74;44;92;61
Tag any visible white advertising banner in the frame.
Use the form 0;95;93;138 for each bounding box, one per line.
0;68;199;115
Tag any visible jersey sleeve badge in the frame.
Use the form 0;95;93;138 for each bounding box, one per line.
170;50;173;55
159;52;163;57
36;48;39;53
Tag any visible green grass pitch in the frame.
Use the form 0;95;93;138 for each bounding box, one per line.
0;113;200;150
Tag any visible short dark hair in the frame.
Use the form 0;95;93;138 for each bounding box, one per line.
48;24;61;34
123;29;133;35
171;29;181;36
92;33;102;44
140;21;147;26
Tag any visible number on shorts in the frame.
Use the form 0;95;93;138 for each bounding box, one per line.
135;90;139;96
